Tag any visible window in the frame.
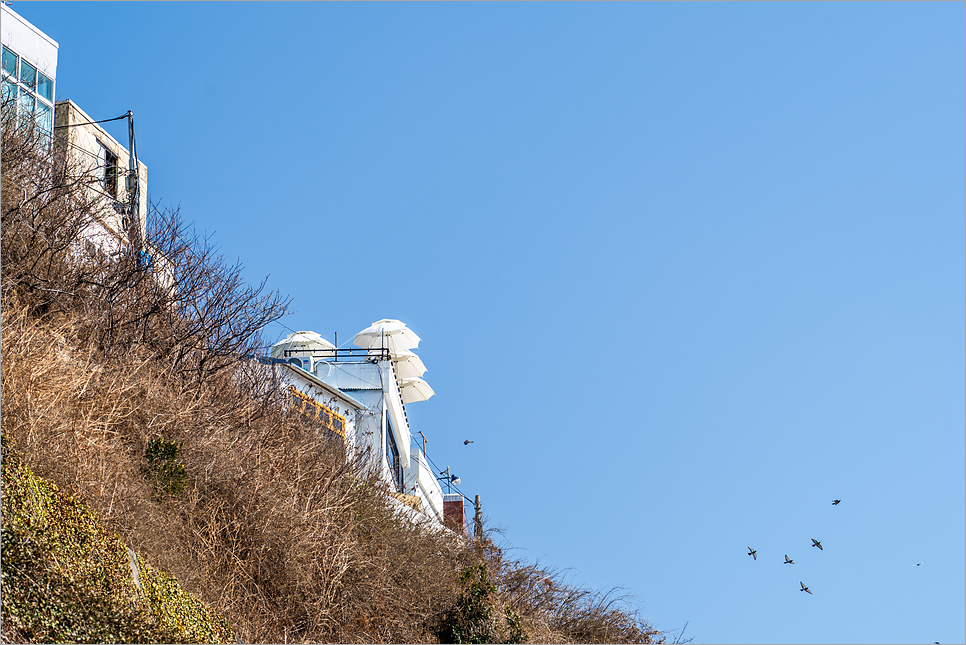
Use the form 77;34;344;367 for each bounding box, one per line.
36;72;52;102
385;418;404;493
1;46;54;143
1;46;17;76
19;59;35;88
35;103;51;133
97;142;119;197
1;79;16;103
17;91;33;119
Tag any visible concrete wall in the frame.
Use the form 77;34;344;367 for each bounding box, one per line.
54;100;148;248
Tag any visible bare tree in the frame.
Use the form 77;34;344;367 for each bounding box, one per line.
2;95;291;386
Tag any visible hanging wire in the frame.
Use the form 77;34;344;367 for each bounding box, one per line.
53;113;129;129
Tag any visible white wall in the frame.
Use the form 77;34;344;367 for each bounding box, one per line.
277;364;364;454
297;356;449;528
314;359;412;484
406;449;445;524
1;4;58;79
379;360;411;467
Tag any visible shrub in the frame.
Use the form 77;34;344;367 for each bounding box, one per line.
144;437;188;498
1;450;234;644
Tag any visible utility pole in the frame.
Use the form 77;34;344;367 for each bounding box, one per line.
126;110;141;262
474;495;482;540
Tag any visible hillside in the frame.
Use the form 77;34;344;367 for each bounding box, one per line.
2;450;234;643
1;103;666;643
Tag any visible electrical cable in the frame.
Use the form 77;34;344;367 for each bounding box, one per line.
422;451;473;502
53;113;129;129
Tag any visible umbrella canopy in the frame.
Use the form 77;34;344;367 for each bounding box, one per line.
399;377;435;404
270;331;335;359
393;349;427;379
353;319;421;355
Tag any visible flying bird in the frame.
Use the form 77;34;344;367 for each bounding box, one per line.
832;499;841;505
915;562;923;566
464;440;474;445
784;555;795;564
800;581;812;595
811;539;823;550
747;547;757;560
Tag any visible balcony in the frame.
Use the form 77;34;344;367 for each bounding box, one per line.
288;387;346;443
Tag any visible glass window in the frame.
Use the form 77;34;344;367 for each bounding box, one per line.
103;147;117;184
1;46;17;76
35;102;52;134
20;60;36;88
385;419;403;492
1;79;16;103
37;72;52;102
95;143;106;184
18;91;34;117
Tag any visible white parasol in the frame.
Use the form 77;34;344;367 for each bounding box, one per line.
270;331;335;359
353;319;421;355
393;349;427;379
398;377;435;404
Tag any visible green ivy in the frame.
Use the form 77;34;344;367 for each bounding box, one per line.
449;564;497;644
439;563;529;644
134;552;235;643
504;606;526;645
1;450;234;643
1;526;171;644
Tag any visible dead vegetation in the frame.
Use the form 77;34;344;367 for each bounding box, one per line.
1;103;670;643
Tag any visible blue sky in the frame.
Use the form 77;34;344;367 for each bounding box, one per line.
18;2;964;643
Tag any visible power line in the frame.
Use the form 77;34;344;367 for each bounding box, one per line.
422;450;474;503
53;113;129;129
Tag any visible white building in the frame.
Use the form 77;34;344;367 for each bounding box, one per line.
1;2;57;142
267;323;462;530
3;5;151;267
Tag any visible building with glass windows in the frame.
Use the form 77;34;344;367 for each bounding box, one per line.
2;5;148;258
1;2;57;142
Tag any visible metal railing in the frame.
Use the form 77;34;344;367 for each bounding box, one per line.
260;347;391;363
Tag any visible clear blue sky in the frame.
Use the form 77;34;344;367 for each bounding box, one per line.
19;2;964;643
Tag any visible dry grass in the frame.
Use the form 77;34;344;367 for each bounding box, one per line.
1;301;469;643
2;109;671;643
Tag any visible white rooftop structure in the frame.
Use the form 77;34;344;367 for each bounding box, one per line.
267;322;450;527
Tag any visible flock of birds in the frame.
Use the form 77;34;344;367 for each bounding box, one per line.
746;499;843;595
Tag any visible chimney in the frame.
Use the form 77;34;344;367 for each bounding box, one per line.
443;493;466;535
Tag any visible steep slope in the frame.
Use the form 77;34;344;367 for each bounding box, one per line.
1;450;235;643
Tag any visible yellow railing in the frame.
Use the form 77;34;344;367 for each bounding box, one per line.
288;387;347;442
